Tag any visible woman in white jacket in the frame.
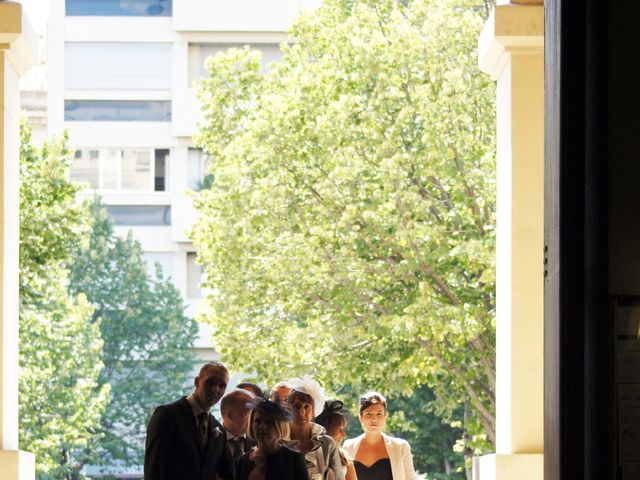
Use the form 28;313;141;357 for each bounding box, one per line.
342;392;416;480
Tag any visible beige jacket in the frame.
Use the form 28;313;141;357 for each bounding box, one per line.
342;433;416;480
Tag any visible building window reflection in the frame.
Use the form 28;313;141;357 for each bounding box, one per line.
71;148;170;192
106;205;171;226
66;0;172;17
65;100;171;122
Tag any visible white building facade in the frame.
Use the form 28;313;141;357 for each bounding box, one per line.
46;0;321;364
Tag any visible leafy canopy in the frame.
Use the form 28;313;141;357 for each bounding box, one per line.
193;0;496;448
68;199;198;469
19;122;109;479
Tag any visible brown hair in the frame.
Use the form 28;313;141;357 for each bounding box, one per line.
359;391;387;414
288;389;314;408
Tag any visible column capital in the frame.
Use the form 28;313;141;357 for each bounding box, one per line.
0;1;38;75
478;4;544;80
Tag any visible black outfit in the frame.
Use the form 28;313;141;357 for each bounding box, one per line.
144;397;232;480
226;433;257;464
354;458;393;480
235;445;310;480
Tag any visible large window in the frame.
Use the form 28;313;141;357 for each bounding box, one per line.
66;0;171;16
66;43;172;90
71;148;170;192
107;205;171;226
188;43;283;83
65;100;171;121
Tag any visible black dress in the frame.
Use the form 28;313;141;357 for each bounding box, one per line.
354;458;393;480
236;445;310;480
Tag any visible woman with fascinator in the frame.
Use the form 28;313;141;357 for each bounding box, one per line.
285;376;345;480
235;398;309;480
343;391;416;480
315;400;358;480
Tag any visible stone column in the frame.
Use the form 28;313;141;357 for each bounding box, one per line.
0;2;37;478
473;4;544;480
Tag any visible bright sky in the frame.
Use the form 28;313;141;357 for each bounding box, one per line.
19;0;49;35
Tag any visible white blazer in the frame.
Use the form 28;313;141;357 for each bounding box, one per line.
342;433;416;480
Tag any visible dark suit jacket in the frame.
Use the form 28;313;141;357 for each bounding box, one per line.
144;397;232;480
225;433;257;465
235;445;310;480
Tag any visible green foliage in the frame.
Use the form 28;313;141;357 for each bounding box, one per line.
193;0;495;454
335;383;465;479
19;122;109;479
385;386;465;479
68;199;198;469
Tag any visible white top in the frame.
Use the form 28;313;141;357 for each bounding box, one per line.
342;433;416;480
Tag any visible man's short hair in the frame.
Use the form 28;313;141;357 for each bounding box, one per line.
220;388;255;415
198;361;228;377
236;382;264;398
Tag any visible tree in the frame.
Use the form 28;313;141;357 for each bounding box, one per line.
192;0;496;453
68;199;198;469
19;123;109;479
385;386;466;479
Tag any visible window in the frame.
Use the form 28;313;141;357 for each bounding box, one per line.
188;43;283;83
65;43;172;90
66;0;171;16
106;205;171;226
65;100;171;121
186;252;203;299
71;148;169;192
187;148;212;190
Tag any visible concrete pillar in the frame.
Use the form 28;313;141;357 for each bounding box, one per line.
473;4;544;480
0;2;38;478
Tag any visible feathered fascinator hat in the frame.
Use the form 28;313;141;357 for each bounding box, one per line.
288;375;326;415
314;399;347;425
246;398;293;422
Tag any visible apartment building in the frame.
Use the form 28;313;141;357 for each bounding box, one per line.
46;0;321;368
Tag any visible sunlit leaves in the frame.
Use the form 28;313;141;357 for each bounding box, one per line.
193;0;495;452
19;122;109;479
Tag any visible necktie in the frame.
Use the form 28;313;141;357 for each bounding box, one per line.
229;436;244;460
197;412;208;447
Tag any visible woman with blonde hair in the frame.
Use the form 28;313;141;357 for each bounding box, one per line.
343;392;415;480
236;398;309;480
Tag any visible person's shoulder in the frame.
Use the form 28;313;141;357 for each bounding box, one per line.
280;444;304;456
383;433;411;448
151;397;188;418
276;444;304;459
318;433;337;446
343;434;364;447
342;434;364;454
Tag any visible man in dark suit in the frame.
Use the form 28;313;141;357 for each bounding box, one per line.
144;361;233;480
220;388;257;464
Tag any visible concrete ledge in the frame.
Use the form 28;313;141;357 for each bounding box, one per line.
473;453;543;480
478;4;544;80
0;450;35;480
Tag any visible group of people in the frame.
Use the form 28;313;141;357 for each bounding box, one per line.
144;361;416;480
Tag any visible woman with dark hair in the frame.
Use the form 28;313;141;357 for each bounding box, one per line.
285;376;345;480
314;400;357;480
343;392;416;480
235;398;309;480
